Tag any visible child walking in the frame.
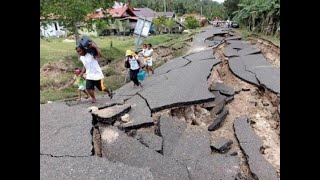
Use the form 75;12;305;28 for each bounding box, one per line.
70;68;89;101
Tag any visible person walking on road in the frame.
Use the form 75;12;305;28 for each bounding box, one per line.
143;43;154;75
75;41;113;103
125;50;143;88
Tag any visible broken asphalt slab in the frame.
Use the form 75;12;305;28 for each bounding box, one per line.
208;107;229;131
231;54;280;94
40;102;92;156
92;104;131;125
205;91;226;115
210;82;235;96
160;114;187;156
183;49;216;61
140;59;218;112
238;47;261;56
119;95;154;130
99;126;189;180
153;56;190;75
135;132;162;152
171;126;239;180
191;27;226;48
234;116;278;180
228;57;260;85
227;40;252;50
213;35;225;41
225;36;241;40
248;65;280;94
223;46;239;57
210;137;233;153
40;155;153;180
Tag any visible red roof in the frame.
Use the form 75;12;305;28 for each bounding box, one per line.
86;10;108;20
86;4;144;20
108;4;136;18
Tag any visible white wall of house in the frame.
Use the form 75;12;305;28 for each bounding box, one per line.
40;21;67;37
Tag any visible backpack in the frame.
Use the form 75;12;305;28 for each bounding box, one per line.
124;59;130;68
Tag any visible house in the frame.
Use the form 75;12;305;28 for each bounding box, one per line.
85;3;138;36
85;2;182;36
40;14;67;37
156;12;176;19
133;7;157;19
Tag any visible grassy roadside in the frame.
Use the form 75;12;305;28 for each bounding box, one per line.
40;33;193;104
233;28;280;47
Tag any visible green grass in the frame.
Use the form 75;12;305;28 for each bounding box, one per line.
233;28;280;47
40;39;76;67
40;34;180;67
104;75;126;91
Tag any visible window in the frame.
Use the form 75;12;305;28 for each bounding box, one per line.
53;22;58;31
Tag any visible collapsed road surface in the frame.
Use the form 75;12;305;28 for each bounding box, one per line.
41;26;280;180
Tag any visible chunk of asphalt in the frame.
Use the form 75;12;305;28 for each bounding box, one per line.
210;138;233;153
119;95;154;130
209;91;226;116
210;82;235;96
234;116;278;180
135;132;162;152
208;107;229;131
223;46;239;57
160;114;187;156
91;104;131;125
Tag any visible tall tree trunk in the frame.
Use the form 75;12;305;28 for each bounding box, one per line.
248;16;251;31
252;14;256;33
74;22;80;45
268;17;274;36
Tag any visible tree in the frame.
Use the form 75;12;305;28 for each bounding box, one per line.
232;0;280;36
165;18;176;34
40;0;113;44
184;16;199;29
153;16;167;34
223;0;240;19
174;2;186;16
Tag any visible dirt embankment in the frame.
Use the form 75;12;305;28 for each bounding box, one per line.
248;35;280;68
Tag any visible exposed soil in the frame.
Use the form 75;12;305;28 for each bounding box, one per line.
212;40;280;178
248;35;280;68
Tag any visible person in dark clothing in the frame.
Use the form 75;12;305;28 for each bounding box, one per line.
125;50;143;88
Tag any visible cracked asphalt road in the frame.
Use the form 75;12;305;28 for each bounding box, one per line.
40;26;279;180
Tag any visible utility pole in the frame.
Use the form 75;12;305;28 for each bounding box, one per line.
200;0;202;16
164;0;166;12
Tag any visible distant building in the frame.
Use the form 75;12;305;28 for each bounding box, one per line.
40;14;67;37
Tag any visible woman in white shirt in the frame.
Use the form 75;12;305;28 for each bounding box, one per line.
143;43;154;75
125;50;143;88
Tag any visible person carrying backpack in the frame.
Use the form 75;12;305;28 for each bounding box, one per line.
124;50;143;88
